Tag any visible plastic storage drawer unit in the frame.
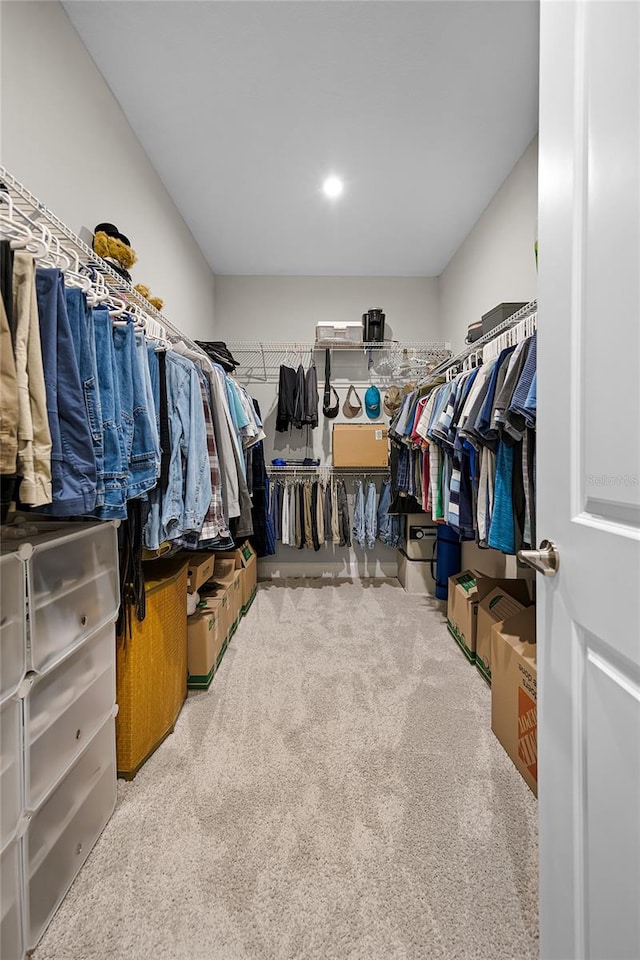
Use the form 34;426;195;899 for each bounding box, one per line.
25;624;116;811
26;523;119;674
26;717;117;951
0;699;23;851
1;838;25;960
0;554;26;705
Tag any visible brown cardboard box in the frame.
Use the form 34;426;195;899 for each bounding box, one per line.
475;581;531;683
200;587;231;645
447;570;479;661
213;558;236;585
491;606;537;795
227;571;243;635
184;552;215;593
215;541;258;613
447;571;532;668
332;423;389;468
187;605;224;688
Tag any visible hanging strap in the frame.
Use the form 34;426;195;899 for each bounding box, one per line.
322;348;340;418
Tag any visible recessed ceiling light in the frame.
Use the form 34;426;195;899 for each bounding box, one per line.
322;176;344;199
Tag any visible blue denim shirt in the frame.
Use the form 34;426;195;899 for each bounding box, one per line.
162;351;212;540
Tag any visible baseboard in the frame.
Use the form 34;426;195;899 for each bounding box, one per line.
257;559;399;579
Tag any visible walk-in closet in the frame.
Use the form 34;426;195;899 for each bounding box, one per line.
1;2;639;959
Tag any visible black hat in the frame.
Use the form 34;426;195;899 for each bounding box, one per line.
94;222;131;247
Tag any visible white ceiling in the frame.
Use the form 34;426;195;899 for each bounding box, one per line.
63;1;539;277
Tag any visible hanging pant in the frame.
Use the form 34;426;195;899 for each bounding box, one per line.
336;479;351;547
352;480;365;548
364;481;377;549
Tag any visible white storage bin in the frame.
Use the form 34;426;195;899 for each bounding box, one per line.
315;321;363;345
1;699;22;851
1;838;25;960
0;554;26;705
25;625;116;811
27;523;119;674
26;717;116;951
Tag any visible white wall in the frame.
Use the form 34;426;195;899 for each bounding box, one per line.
215;276;440;576
215;275;440;343
0;1;216;339
438;138;539;352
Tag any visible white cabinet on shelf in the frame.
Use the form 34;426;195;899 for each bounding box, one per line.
0;521;120;960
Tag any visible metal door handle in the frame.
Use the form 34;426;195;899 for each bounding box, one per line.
518;539;560;577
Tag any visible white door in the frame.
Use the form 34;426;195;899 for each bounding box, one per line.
537;1;640;958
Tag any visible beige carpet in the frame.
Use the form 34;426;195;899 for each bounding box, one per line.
35;579;539;960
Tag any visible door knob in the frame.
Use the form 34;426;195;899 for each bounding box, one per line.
518;539;560;577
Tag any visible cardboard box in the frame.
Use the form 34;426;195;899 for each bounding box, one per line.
227;571;243;636
332;423;389;468
475;581;531;683
187;605;224;689
215;541;257;613
447;570;531;668
212;558;236;585
491;606;537;795
184;552;215;594
447;570;480;662
199;586;231;645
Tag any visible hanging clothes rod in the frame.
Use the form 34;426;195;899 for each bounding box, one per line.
0;166;209;362
418;299;538;389
266;465;389;475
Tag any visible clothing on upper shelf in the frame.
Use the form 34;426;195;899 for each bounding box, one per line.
387;329;537;555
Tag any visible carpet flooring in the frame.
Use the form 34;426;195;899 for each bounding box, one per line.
35;579;539;960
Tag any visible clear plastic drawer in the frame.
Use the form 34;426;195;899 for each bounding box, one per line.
1;699;22;851
27;524;119;674
0;554;26;705
26;717;116;951
1;838;25;960
26;625;116;811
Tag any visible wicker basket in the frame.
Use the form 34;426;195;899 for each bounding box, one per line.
116;558;188;778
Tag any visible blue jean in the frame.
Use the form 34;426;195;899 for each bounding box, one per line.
136;333;160;485
364;481;377;549
377;480;402;547
35;269;97;515
352;480;365;548
93;308;127;520
65;287;105;508
112;321;159;500
144;352;212;549
146;342;161;437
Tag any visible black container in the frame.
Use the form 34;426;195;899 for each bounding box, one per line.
481;302;527;337
362;308;386;342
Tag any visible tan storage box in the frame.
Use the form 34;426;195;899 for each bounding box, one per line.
116;558;188;778
187;605;225;690
476;581;530;683
213;558;236;584
183;552;215;593
447;570;479;662
228;571;243;637
491;606;537;795
447;570;531;669
332;423;389;468
215;542;257;614
200;587;231;646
